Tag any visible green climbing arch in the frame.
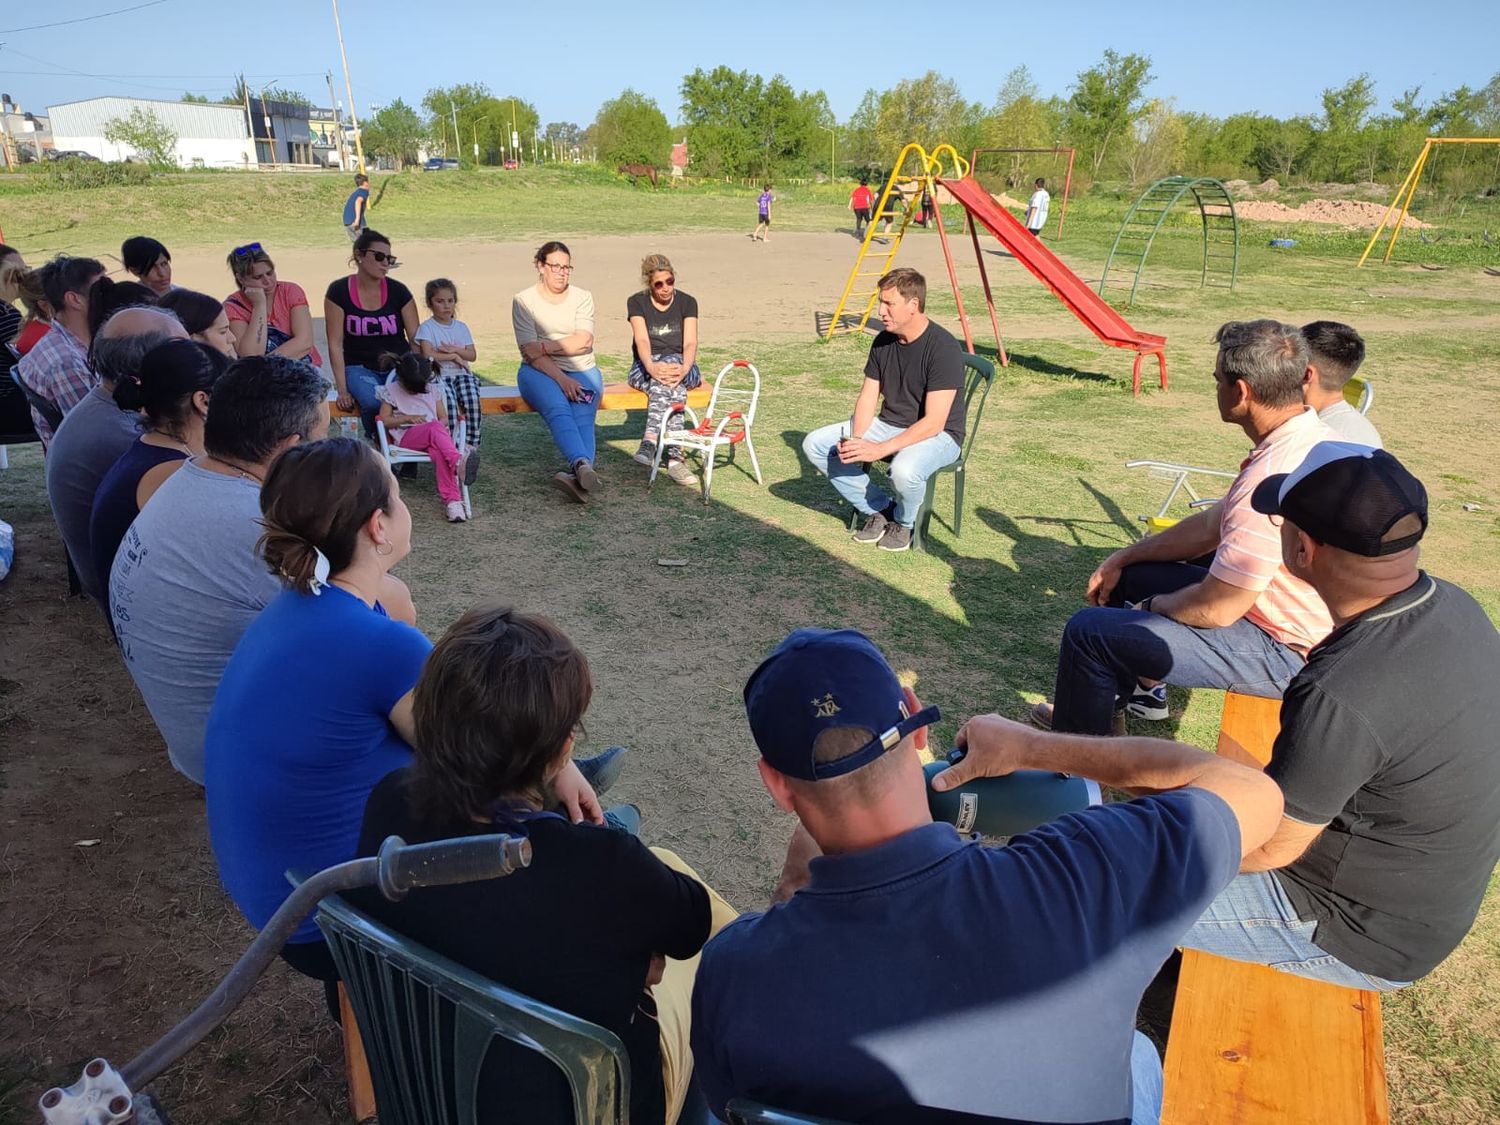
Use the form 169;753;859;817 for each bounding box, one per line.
1099;176;1239;307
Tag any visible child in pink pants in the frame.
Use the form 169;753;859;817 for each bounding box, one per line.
377;353;468;522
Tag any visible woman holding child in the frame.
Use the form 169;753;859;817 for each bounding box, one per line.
627;253;700;486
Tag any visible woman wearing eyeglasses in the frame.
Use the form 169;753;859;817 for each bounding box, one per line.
513;240;603;503
626;253;700;486
325;229;419;438
223;243;323;371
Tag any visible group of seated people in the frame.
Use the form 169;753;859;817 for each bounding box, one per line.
7;231;1498;1123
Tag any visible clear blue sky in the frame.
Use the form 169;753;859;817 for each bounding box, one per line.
6;0;1495;126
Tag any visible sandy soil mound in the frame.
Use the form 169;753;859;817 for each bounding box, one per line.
1234;197;1426;229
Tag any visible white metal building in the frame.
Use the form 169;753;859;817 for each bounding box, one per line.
47;97;254;168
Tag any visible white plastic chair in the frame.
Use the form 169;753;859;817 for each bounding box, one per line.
648;360;763;503
376;414;472;519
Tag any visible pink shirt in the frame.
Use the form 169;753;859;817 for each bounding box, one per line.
224;281;324;368
381;380;439;438
1210;408;1337;652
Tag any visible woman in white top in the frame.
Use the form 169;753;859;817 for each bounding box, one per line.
512;240;603;504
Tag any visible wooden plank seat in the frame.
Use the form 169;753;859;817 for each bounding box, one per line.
330;381;712;417
1161;691;1390;1125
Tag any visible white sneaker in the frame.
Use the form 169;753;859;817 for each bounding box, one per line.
445;500;467;523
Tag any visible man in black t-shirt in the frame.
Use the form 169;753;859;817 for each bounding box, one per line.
801;268;965;551
1179;442;1500;988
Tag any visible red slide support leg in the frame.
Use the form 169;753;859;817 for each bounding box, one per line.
1131;349;1169;396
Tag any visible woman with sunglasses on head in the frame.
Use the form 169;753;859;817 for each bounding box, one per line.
513;240;603;503
223;242;323;371
626;253;700;486
325;229;418;438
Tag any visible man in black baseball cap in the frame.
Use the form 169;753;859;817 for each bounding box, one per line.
1171;441;1500;989
690;627;1284;1124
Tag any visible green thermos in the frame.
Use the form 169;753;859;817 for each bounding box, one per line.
924;750;1100;837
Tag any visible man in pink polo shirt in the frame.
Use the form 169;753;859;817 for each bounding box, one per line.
1034;319;1336;735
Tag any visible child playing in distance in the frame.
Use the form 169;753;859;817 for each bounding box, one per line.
413;278;482;484
1025;177;1051;237
752;185;773;242
377;352;468;523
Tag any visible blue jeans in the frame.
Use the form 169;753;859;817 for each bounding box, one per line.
344;363;386;438
802;418;960;528
517;362;603;466
1129;1030;1164;1124
1051;562;1305;735
1180;871;1409;992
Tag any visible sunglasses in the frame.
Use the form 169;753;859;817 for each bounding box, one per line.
232;242;263;257
651;277;675;289
368;250;398;265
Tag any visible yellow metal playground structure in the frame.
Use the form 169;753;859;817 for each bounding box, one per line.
1358;136;1500;265
824;143;993;345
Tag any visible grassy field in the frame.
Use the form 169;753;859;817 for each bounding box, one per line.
1;167;1497;1122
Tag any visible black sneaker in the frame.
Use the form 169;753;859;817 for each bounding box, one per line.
852;509;890;545
877;523;912;552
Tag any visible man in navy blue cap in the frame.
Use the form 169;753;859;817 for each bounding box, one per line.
1166;441;1500;990
690;627;1284;1124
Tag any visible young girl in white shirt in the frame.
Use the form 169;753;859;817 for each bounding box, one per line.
413;278;481;483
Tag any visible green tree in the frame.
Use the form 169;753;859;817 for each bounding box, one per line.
1064;49;1154;177
680;66;765;177
843;88;885;170
874;71;982;159
102;106;178;167
592;89;671;167
1314;74;1377;180
1121;97;1185;188
361;99;425;169
983;65;1059;187
1255;116;1315;179
182;92;210;104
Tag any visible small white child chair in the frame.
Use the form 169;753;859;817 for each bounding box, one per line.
374;381;472;518
648;360;762;503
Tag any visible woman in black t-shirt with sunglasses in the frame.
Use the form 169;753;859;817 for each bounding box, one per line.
324;229;419;437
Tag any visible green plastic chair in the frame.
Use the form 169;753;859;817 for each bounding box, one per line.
846;353;997;552
725;1098;854;1124
314;890;630;1125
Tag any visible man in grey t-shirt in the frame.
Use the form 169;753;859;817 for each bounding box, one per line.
47;307;184;606
111;356;330;783
1302;320;1382;448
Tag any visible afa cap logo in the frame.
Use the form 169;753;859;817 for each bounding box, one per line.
811;693;841;718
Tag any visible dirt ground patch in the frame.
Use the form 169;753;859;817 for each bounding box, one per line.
1233;198;1429;229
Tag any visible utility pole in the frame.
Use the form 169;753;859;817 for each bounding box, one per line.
449;100;461;160
330;0;366;174
326;71;350;170
241;74;255;165
259;83;279;171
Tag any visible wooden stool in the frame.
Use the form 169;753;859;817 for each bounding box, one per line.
1160;692;1390;1124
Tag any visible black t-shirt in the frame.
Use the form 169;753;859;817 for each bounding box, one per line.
864;320;967;444
324;276;414;370
626;290;699;365
352;768;711;1125
1269;573;1500;981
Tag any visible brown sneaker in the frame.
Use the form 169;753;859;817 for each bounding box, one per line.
551;471;588;503
877;523;912;552
1030;700;1127;736
666;459;697;486
573;459;601;491
852;510;890;544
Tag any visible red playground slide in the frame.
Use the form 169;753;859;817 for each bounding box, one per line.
938;175;1168;393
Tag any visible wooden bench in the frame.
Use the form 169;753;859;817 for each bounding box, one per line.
330;380;712;417
1161;692;1390;1124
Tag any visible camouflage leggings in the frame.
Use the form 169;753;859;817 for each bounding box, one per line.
627;356;701;460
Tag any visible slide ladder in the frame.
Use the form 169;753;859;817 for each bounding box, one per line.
936;174;1168;394
825;143;970;339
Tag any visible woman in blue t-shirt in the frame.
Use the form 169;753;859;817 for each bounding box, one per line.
323;229;419;438
204;436;429;984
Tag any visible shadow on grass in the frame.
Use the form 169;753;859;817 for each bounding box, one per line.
971;343;1119;385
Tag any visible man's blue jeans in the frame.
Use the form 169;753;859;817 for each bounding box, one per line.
1129;1030;1164;1124
517;362;603;467
1180;871;1409;992
1051;562;1305;734
344;363;386;438
802;418;959;529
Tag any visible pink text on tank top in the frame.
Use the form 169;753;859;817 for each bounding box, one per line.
345;276;396;336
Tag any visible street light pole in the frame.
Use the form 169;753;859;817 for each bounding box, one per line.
825;125;836;183
509;98;518;162
329;0;366;173
449;100;461;160
472;115;493;163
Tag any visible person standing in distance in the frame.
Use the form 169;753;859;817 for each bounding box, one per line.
1024;177;1051;237
343;174;371;242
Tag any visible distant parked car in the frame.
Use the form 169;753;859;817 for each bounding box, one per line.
503;158;519;170
48;149;100;162
423;157;460;171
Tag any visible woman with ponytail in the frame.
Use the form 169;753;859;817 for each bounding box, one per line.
89;338;229;601
203;436;428;986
